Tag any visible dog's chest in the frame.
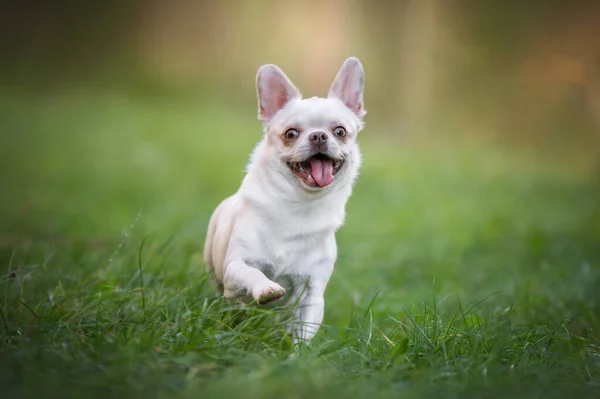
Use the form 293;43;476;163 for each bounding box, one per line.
250;205;341;276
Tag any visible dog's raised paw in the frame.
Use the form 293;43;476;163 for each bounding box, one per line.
257;286;286;305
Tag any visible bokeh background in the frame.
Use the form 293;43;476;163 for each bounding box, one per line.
1;0;600;278
3;0;600;141
2;0;600;295
1;1;600;397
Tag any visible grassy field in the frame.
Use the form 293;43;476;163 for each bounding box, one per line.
1;87;599;398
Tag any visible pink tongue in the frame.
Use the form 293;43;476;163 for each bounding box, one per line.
309;158;334;187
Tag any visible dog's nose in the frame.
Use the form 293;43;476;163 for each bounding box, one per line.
309;131;328;146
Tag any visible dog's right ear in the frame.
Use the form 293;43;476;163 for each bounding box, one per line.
256;64;301;122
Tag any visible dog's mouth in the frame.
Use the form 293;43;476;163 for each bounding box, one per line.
286;153;344;188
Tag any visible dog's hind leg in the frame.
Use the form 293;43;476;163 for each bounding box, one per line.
223;260;286;304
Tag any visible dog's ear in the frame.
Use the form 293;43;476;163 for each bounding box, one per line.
328;57;366;118
256;64;301;122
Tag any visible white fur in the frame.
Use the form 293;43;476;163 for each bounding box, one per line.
204;57;366;343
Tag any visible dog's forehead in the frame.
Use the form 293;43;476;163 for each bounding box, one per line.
281;97;355;128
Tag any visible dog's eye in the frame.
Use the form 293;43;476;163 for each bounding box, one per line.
284;129;299;140
334;127;347;138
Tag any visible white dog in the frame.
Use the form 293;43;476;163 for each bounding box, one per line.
204;57;366;343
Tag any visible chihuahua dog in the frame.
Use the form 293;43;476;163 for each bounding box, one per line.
204;57;366;343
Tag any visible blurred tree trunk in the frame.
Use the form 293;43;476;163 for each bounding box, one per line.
398;0;439;134
358;0;442;132
357;0;406;125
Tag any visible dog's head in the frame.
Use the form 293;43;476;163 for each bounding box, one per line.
255;57;366;192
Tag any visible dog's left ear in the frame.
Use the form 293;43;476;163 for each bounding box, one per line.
328;57;366;118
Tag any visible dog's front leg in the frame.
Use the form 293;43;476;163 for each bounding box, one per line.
289;277;328;344
223;260;286;304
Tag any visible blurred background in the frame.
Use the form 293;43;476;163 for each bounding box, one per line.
0;0;599;248
3;3;600;396
2;0;600;138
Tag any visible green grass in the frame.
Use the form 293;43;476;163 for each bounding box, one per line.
1;87;599;398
